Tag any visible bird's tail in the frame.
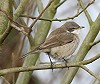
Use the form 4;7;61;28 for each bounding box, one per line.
19;47;40;60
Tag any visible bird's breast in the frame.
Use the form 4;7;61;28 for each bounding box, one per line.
49;35;79;60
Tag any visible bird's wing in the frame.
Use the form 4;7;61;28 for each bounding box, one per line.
39;32;74;49
47;27;66;38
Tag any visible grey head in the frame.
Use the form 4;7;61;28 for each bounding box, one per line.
61;21;84;32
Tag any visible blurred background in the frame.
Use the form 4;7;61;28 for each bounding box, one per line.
0;0;100;84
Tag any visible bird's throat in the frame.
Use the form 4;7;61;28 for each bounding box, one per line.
72;29;80;35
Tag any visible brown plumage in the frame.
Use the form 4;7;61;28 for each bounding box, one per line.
21;21;84;60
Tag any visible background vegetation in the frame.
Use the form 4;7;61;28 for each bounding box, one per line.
0;0;100;84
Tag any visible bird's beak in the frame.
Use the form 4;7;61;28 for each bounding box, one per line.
80;26;85;29
72;26;84;34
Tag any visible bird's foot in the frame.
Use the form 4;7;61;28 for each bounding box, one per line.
63;58;69;69
48;55;54;72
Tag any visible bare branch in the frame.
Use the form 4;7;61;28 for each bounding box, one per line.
80;65;100;81
55;0;67;8
77;0;94;26
1;76;10;84
90;39;100;47
0;54;100;76
29;0;55;34
11;23;28;35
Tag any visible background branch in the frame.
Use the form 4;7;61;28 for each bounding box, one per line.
78;0;94;26
80;65;100;81
90;39;100;48
13;0;29;20
29;0;55;34
1;76;10;84
0;0;13;45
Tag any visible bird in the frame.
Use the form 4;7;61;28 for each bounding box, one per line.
21;21;84;62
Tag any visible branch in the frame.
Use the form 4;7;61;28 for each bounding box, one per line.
13;0;29;20
55;0;67;8
80;65;100;81
1;76;10;84
0;0;13;45
90;39;100;48
21;14;53;21
10;23;28;35
0;54;100;75
36;0;44;13
78;0;94;26
29;0;55;34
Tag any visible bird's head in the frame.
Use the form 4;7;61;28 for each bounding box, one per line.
63;21;84;34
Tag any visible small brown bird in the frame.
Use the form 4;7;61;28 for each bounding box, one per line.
22;21;84;61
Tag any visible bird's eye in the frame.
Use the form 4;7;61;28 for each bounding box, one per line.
72;28;75;29
73;26;80;29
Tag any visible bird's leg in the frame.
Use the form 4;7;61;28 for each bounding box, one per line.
63;58;69;69
48;55;54;72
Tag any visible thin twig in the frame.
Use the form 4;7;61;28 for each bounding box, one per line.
81;54;100;65
29;0;55;34
21;14;53;21
80;65;100;81
90;39;100;47
1;76;10;84
55;0;67;8
11;23;28;35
